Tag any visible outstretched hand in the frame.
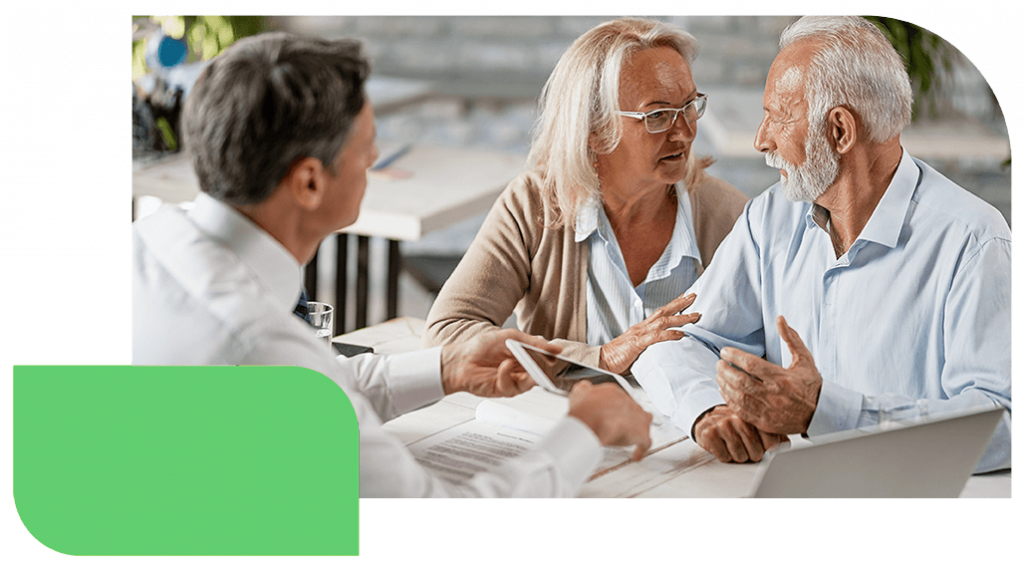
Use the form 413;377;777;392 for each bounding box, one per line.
716;316;822;435
440;329;561;397
599;292;701;374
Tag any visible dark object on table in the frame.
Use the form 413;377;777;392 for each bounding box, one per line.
333;342;375;357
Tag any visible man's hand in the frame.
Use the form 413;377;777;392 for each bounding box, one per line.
568;381;653;461
599;292;701;374
692;404;788;463
716;315;823;435
440;330;561;397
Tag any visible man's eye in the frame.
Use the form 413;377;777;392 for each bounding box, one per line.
646;111;665;120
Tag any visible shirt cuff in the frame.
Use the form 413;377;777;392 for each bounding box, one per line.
537;417;603;490
675;387;727;439
806;378;864;436
386;347;445;415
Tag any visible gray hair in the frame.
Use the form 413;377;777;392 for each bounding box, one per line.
780;16;912;143
183;32;369;205
528;18;705;226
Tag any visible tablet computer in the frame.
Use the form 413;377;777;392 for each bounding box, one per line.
504;339;637;399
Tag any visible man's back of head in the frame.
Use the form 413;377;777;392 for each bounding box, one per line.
182;32;370;207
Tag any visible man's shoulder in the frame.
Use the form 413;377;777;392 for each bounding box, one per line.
910;156;1010;243
744;184;809;231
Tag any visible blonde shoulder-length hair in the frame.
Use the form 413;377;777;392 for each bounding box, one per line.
528;18;713;227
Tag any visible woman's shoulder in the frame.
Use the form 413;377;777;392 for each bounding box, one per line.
690;173;748;207
687;173;748;222
496;169;561;223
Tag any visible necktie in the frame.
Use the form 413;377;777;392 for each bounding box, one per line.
293;289;309;321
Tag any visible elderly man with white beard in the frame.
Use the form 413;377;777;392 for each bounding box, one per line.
632;15;1011;473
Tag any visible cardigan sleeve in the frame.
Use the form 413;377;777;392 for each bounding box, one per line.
424;172;603;366
424;173;546;346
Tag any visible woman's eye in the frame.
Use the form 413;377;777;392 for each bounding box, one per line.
646;111;665;120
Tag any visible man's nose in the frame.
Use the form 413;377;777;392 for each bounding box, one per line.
754;118;772;153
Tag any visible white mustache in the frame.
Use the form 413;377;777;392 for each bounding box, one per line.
764;151;793;172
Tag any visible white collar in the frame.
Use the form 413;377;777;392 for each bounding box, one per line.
188;193;304;312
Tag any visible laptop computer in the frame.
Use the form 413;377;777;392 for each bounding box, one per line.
749;404;1005;497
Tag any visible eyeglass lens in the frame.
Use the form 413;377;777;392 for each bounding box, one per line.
646;96;706;132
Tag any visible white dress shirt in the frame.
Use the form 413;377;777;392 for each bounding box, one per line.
633;150;1011;472
576;186;701;346
133;193;602;496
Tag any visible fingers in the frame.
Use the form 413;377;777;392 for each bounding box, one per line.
497;358;533;396
568;382;652;457
632;434;652;461
571;380;593;395
692;405;772;463
758;428;787;452
653;292;697;317
717;421;771;462
719;346;774;382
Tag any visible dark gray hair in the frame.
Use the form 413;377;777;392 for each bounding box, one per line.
183;32;369;205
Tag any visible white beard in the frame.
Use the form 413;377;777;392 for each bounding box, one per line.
765;121;839;204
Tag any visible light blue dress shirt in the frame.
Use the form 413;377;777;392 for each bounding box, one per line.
633;150;1011;472
576;186;701;346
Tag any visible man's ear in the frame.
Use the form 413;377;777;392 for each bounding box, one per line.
280;157;327;210
827;106;857;155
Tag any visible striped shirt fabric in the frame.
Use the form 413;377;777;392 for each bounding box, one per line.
576;185;702;346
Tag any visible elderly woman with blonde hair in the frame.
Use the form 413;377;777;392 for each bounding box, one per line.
424;18;748;374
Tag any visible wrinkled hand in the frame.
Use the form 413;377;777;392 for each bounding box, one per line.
568;381;653;461
717;316;823;435
440;330;562;397
599;292;701;374
692;404;788;463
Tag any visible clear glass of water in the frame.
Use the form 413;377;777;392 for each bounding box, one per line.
306;302;334;346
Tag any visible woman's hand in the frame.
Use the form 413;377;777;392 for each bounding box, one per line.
599;292;700;374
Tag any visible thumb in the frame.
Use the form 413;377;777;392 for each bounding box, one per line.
573;380;593;394
776;316;811;367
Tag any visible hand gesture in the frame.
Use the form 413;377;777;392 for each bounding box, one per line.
440;330;562;397
599;292;701;374
568;381;653;461
716;316;822;435
692;404;788;463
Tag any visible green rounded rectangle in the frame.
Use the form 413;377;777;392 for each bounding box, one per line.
14;365;359;555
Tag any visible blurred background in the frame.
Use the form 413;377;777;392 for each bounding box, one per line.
132;15;1011;327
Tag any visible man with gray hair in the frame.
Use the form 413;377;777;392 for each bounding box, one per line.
634;16;1010;472
133;32;654;496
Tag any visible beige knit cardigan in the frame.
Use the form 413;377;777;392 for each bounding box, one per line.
423;170;748;366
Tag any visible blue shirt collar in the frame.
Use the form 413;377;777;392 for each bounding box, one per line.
804;147;919;250
574;182;702;274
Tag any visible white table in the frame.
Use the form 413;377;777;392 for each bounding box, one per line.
134;144;527;332
333;144;525;330
338;317;1011;498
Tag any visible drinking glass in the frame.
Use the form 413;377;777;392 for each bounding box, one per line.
306;302;334;346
